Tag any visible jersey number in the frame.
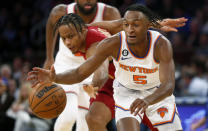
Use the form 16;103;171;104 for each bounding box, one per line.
133;75;147;84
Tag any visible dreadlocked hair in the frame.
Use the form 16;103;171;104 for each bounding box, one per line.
125;4;162;29
53;13;86;35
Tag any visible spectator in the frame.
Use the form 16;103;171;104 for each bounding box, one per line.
6;82;52;131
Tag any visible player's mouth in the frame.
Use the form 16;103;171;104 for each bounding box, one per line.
128;35;137;40
84;4;92;10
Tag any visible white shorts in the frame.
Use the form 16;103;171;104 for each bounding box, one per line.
113;80;183;130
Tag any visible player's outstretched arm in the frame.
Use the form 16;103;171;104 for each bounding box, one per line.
90;17;187;35
158;17;188;32
44;4;67;69
90;19;123;35
27;35;120;87
85;42;109;88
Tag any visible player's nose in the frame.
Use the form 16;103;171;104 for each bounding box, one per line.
65;38;71;47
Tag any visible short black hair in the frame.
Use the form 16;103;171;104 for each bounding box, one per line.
54;13;86;34
125;4;162;28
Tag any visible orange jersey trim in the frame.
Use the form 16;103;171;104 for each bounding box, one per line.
153;104;176;126
116;32;122;61
115;104;142;120
78;105;89;110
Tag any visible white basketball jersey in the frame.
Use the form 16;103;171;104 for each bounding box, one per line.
113;30;162;90
58;2;106;58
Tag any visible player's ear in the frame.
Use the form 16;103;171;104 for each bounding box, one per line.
147;20;153;29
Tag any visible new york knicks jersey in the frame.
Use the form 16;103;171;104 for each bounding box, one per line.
58;2;106;59
113;30;162;90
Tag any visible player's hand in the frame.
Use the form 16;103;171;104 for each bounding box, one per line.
27;65;56;88
159;17;188;32
130;98;150;116
83;84;99;98
43;58;54;69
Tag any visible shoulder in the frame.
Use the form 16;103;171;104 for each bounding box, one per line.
155;34;173;62
49;4;67;25
102;4;121;20
51;4;67;14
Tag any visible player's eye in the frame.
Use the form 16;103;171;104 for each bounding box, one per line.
124;23;129;27
68;34;74;39
134;24;139;27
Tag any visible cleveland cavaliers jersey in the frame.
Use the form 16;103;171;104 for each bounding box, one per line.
58;2;106;62
113;30;162;90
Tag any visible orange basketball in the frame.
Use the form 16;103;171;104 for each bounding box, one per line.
29;82;66;119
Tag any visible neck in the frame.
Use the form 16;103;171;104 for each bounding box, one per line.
75;5;97;24
128;33;150;57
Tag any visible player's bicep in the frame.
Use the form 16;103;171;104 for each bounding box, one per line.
103;6;121;20
158;36;175;86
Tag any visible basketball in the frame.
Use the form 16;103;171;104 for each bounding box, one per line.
29;82;66;119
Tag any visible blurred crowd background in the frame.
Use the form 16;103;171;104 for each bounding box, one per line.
0;0;207;131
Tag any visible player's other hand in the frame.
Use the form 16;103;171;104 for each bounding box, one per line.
27;65;56;88
130;98;150;116
83;84;99;98
43;58;54;69
160;17;188;32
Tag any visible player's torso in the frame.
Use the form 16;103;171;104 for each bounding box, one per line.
113;30;162;90
57;2;106;63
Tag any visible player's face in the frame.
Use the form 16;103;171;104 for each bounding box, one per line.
59;24;84;54
76;0;97;15
123;11;150;45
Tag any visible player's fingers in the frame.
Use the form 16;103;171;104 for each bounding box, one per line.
176;23;186;27
33;67;47;73
177;17;188;22
31;81;40;88
141;105;148;114
95;92;98;96
167;27;178;32
133;102;145;116
133;106;142;116
161;26;178;32
51;65;55;73
130;101;141;114
130;102;136;114
163;18;187;26
27;75;36;81
28;71;38;76
94;87;99;92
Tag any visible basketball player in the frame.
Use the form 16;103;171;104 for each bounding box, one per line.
44;1;186;130
28;4;184;130
44;0;121;131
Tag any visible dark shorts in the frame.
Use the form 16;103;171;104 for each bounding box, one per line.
90;78;115;118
